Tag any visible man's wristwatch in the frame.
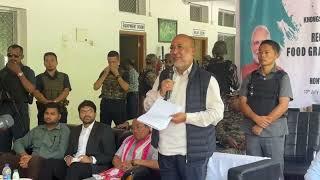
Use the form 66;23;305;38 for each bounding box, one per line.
17;72;24;77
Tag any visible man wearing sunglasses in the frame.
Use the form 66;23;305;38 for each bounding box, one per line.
0;44;37;152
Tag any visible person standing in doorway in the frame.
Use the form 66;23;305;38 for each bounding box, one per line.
124;58;139;120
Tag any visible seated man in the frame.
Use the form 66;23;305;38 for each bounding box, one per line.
0;102;70;180
305;151;320;180
99;119;159;179
64;100;116;180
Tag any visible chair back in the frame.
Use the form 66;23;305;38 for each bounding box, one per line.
284;111;320;163
312;104;320;112
228;159;280;180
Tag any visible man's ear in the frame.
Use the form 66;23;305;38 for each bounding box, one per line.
58;113;62;121
191;47;195;55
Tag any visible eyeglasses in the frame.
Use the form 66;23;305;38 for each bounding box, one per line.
7;53;20;58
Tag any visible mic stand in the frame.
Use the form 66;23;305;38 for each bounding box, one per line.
0;75;27;138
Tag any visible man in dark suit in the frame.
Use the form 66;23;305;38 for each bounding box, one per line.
64;100;116;180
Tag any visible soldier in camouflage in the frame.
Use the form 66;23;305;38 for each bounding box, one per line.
138;54;158;114
216;93;245;154
139;54;158;97
206;41;245;154
93;51;129;126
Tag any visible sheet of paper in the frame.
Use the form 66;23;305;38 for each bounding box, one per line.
137;99;183;130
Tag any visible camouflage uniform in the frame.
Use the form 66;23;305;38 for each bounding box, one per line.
207;59;244;154
216;95;245;154
139;68;157;96
99;67;129;126
100;68;128;99
206;40;244;154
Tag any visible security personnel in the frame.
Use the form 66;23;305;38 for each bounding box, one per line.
35;52;71;124
206;41;244;154
239;40;293;179
206;40;239;97
93;51;129;126
0;44;36;152
215;92;245;154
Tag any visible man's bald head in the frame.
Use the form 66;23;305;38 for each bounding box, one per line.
173;34;195;48
170;34;195;74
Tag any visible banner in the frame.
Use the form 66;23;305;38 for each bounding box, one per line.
240;0;320;108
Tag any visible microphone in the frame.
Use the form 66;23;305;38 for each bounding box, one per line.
0;114;14;129
164;68;174;101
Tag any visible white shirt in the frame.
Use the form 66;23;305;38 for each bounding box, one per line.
144;64;224;156
305;151;320;180
75;121;97;164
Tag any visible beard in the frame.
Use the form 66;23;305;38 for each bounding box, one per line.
44;119;58;125
82;116;95;124
174;61;186;69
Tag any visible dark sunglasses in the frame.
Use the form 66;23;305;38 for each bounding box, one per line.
7;53;20;58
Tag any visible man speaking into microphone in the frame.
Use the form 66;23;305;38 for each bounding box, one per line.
144;34;224;180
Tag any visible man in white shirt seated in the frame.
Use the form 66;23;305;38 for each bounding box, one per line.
305;151;320;180
64;100;116;180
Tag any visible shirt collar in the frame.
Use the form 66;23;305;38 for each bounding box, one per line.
40;123;61;130
82;121;95;130
257;65;279;75
173;63;193;76
44;70;58;79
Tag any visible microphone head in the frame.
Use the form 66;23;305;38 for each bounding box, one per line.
0;114;14;128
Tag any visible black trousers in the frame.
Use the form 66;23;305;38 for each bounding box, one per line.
122;166;154;180
65;163;92;180
126;92;139;120
38;159;67;180
158;153;209;180
0;153;43;180
100;98;126;126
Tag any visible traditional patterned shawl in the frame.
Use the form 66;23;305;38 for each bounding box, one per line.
121;134;151;162
99;133;152;180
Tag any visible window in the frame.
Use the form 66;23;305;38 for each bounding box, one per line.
218;10;235;27
218;33;235;63
119;0;146;15
0;9;17;69
190;4;208;23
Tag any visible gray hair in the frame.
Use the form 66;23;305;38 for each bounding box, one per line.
251;25;271;42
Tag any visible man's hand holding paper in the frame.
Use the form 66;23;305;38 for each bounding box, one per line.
170;112;186;124
137;99;182;130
